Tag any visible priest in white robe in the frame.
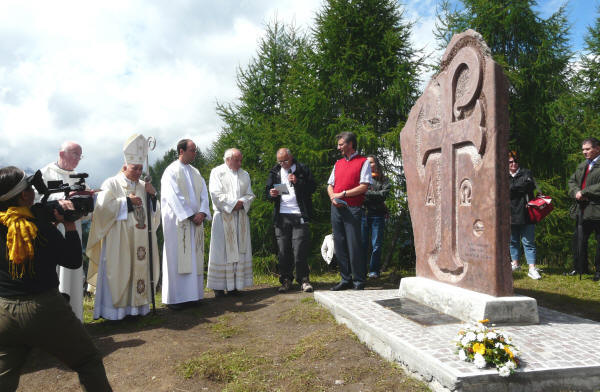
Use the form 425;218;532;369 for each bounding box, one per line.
160;139;211;309
86;134;160;320
207;148;255;296
37;141;87;321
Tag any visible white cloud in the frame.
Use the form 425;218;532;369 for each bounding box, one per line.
0;0;588;187
0;0;322;187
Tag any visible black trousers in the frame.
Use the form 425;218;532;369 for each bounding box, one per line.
573;220;600;273
275;214;310;284
331;205;366;285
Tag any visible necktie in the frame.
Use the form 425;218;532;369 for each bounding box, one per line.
582;164;591;189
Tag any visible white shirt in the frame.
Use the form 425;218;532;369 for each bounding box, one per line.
279;163;301;214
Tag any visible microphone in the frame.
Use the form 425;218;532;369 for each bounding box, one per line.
288;169;294;187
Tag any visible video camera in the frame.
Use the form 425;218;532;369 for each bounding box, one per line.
29;170;95;222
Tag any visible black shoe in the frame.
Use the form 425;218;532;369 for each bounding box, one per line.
214;289;225;297
568;269;590;276
594;272;600;282
353;283;365;290
167;303;185;311
278;279;291;293
228;289;241;296
330;281;353;291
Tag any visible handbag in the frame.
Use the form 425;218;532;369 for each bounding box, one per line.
527;194;553;223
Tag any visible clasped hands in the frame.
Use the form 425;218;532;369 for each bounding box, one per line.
128;183;157;206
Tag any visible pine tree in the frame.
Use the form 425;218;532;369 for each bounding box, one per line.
435;0;572;176
578;7;600;137
208;2;423;266
435;0;576;266
313;0;422;157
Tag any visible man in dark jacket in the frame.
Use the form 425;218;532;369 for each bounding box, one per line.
265;148;316;293
568;137;600;281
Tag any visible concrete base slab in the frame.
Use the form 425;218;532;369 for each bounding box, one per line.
314;289;600;392
399;277;539;324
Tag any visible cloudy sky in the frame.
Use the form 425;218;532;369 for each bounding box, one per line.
0;0;597;187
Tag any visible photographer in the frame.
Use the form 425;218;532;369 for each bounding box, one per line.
0;166;111;392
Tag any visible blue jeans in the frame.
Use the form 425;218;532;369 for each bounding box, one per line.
361;215;385;273
510;224;536;264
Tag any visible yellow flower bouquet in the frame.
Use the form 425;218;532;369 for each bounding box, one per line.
454;319;519;377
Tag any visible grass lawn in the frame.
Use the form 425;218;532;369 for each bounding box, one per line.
71;267;598;391
512;266;600;321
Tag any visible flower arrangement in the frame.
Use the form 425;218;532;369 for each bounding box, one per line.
455;319;519;377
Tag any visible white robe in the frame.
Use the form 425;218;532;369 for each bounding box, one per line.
86;172;160;320
207;164;254;291
160;160;211;305
38;162;86;321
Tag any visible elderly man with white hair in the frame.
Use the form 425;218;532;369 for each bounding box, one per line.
86;134;160;320
207;148;255;296
37;141;86;321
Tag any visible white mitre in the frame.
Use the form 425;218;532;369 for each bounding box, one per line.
123;134;148;165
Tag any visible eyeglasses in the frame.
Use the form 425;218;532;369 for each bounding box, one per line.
278;159;290;164
508;160;517;164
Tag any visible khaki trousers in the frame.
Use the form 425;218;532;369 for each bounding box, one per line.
0;289;111;392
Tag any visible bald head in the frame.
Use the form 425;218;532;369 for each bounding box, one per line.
58;141;82;171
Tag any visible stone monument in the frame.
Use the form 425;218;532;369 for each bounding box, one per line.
399;30;538;323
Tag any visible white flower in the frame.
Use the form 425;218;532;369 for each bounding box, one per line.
461;337;470;347
459;349;467;361
476;333;485;342
486;332;497;340
474;353;487;369
506;361;516;370
495;342;504;349
465;332;476;342
498;366;510;377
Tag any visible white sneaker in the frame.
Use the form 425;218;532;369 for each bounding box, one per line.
528;268;541;280
511;263;520;271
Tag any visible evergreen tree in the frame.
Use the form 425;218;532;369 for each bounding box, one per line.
435;0;572;176
211;21;311;257
577;7;600;139
435;0;576;266
313;0;422;157
209;2;422;268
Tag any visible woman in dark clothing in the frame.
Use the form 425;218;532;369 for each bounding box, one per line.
361;156;391;279
0;166;111;392
508;152;541;280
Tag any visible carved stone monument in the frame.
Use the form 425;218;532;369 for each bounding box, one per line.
400;30;537;323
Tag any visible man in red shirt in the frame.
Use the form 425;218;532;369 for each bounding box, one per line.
327;132;371;290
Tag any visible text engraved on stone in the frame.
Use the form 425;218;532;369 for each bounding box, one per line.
462;243;492;261
420;45;486;277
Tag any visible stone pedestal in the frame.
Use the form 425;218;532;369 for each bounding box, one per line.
399;277;539;324
315;290;600;392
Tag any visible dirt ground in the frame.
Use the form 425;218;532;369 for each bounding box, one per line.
16;279;429;392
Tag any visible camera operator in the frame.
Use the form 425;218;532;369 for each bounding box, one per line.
0;166;111;391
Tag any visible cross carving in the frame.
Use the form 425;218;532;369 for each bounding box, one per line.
420;50;486;274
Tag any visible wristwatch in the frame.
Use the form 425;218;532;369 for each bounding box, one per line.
343;190;347;197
